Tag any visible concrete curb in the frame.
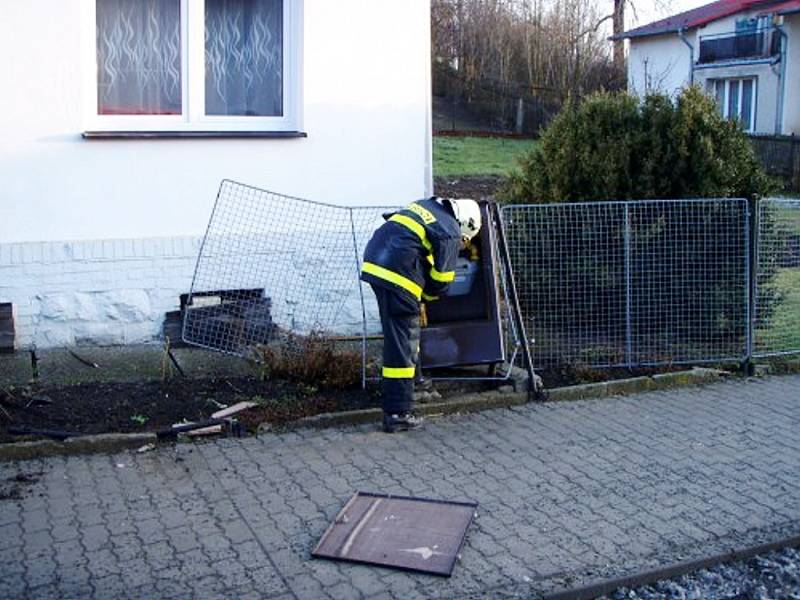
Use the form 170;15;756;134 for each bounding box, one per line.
281;389;530;432
283;367;731;431
0;367;730;460
0;433;156;462
546;367;730;402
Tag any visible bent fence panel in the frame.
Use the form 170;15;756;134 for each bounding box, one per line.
501;199;750;369
182;179;387;359
754;198;800;358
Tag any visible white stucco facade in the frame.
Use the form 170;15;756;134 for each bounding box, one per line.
783;15;800;132
626;10;798;136
628;32;695;96
0;0;432;350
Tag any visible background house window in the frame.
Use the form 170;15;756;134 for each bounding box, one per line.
89;0;298;132
708;78;756;132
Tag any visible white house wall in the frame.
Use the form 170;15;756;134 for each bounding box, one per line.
628;33;695;96
783;14;800;134
694;63;779;134
627;9;797;135
0;0;430;350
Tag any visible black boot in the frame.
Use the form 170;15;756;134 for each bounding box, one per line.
382;412;424;433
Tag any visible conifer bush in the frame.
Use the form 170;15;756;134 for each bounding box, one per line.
502;86;774;203
500;87;778;365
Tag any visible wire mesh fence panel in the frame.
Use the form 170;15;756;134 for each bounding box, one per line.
628;200;749;365
501;199;749;369
754;198;800;357
183;180;387;359
502;203;627;367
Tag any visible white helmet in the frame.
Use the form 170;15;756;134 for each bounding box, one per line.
449;198;482;242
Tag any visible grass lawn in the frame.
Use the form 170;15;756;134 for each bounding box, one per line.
758;267;800;352
433;135;537;178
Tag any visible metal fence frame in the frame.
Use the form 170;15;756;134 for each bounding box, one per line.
183;184;798;378
182;180;523;386
753;197;800;358
502;197;800;370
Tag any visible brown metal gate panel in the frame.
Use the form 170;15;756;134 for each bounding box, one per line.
312;492;478;577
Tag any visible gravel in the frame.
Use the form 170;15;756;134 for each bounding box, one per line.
604;546;800;600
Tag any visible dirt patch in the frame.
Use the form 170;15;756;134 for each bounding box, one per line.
538;364;689;389
434;175;506;200
0;378;379;444
0;364;691;444
0;471;43;500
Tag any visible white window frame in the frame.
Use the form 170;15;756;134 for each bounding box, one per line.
81;0;303;133
710;77;757;133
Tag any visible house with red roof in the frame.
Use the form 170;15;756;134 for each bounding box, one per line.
617;0;799;135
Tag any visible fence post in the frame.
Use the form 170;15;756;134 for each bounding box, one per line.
349;208;369;390
744;195;759;374
624;203;633;368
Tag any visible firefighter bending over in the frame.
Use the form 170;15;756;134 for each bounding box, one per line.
360;197;482;433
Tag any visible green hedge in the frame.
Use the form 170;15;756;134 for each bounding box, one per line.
501;86;776;204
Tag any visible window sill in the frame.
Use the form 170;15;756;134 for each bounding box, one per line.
82;131;308;139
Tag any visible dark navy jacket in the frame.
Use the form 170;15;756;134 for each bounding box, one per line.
361;197;461;302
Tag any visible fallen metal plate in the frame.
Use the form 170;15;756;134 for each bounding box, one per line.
312;492;478;577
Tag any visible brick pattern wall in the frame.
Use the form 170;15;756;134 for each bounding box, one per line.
0;237;202;349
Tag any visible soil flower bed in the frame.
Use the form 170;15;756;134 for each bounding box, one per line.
0;378;378;444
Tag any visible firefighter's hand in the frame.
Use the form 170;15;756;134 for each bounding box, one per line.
420;303;428;328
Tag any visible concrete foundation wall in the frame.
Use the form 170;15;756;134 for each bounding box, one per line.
0;237;201;348
0;235;381;350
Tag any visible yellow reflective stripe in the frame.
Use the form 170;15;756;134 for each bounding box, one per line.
426;254;434;266
429;267;455;283
362;262;422;300
421;293;439;302
383;366;416;379
390;214;433;252
407;202;437;225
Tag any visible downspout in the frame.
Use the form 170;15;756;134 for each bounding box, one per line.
678;28;695;85
773;23;788;135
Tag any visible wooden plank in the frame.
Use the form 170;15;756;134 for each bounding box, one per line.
211;401;257;419
186;425;223;437
0;303;15;353
0;307;12;320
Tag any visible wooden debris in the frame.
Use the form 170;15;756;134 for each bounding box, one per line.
187;425;224;437
211;401;257;419
67;349;100;369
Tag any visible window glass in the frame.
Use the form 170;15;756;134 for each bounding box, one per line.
714;80;725;117
727;80;740;121
736;18;757;33
741;79;754;131
205;0;284;117
96;0;182;115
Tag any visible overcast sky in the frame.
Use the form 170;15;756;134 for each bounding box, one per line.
630;0;709;28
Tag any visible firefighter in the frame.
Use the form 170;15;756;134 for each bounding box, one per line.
361;197;482;433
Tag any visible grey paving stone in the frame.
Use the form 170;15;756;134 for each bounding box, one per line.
1;375;799;598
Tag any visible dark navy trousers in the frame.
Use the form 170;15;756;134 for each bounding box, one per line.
370;285;420;414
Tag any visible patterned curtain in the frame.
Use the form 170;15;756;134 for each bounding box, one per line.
96;0;182;115
205;0;283;117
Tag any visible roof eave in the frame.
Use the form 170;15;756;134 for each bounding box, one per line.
612;27;682;41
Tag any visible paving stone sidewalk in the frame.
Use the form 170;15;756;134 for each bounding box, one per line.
1;375;799;599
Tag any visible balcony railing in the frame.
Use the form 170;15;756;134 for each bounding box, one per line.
698;29;779;64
